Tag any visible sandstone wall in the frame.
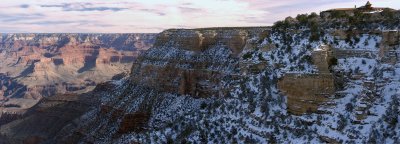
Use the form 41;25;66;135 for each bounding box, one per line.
131;28;269;98
278;73;335;115
279;46;336;115
155;29;248;56
312;48;331;73
380;31;400;64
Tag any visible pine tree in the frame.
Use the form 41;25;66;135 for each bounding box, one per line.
384;95;399;128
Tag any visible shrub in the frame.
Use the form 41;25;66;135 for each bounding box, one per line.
309;21;321;41
309;12;319;19
384;95;399;128
355;66;360;73
337;114;347;131
375;42;380;48
200;102;207;109
300;55;313;64
328;57;338;67
354;36;360;44
364;39;369;46
242;52;253;59
362;59;366;65
345;103;354;112
296;14;309;25
286;45;292;52
272;20;290;32
258;53;265;61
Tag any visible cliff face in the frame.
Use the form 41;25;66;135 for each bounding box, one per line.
130;29;263;97
278;73;335;114
47;27;270;143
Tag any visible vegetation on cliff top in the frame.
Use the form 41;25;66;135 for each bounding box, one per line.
272;9;400;43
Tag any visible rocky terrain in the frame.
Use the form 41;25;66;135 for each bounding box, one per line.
1;6;400;144
0;33;156;127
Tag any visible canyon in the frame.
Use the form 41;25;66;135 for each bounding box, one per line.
1;4;400;144
0;33;156;126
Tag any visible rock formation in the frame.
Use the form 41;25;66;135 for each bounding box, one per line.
0;33;156;127
0;33;155;99
130;28;266;98
278;45;336;115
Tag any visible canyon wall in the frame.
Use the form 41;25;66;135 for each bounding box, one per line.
0;33;156;125
130;28;265;98
278;73;335;115
0;33;156;100
278;46;336;115
49;27;271;143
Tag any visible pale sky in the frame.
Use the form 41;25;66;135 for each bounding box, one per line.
0;0;399;33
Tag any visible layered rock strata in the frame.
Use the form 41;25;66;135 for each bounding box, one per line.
53;27;270;142
0;33;155;99
0;33;156;129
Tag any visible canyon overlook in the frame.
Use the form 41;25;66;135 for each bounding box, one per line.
0;33;156;123
1;2;400;143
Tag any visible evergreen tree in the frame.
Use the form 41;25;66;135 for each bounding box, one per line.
384;95;399;128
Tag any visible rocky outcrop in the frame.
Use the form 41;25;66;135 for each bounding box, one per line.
154;28;251;55
380;31;400;63
278;73;335;114
131;28;266;98
278;46;336;115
